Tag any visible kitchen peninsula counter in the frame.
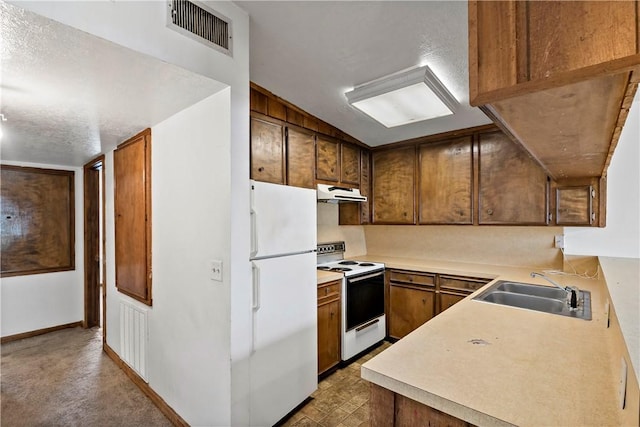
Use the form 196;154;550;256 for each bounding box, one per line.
356;255;639;426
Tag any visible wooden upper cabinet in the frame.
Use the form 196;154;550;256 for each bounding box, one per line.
251;115;285;185
469;0;640;182
339;149;371;225
552;177;602;226
340;143;360;186
286;126;316;189
478;131;548;225
419;137;473;224
316;136;340;183
114;129;152;305
372;147;416;224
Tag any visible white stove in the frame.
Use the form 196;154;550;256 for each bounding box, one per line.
317;242;386;361
316;242;384;277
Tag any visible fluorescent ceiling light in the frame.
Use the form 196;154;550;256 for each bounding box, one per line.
345;65;458;128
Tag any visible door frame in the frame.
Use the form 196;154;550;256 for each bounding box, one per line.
83;155;106;343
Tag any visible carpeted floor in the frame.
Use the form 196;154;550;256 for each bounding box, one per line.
1;327;171;427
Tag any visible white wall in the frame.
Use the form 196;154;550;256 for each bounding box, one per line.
0;161;84;337
151;91;232;424
565;94;640;258
317;203;367;257
14;1;250;425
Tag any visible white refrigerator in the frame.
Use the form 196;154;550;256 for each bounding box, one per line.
249;180;317;426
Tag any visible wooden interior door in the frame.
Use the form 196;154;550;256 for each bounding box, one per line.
84;157;103;328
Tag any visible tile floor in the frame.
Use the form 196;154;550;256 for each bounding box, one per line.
281;341;392;427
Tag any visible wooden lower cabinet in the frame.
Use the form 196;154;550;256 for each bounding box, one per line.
389;284;436;339
387;270;490;339
317;280;341;375
388;270;436;339
370;383;475;427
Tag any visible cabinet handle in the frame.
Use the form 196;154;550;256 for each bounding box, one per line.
422;298;426;304
330;311;334;318
325;288;329;295
258;167;264;172
487;209;494;215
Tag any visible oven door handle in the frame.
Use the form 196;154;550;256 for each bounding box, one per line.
348;271;384;283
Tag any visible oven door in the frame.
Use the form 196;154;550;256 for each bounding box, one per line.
345;270;385;331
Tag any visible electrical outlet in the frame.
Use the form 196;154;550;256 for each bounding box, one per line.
209;260;223;282
554;234;565;249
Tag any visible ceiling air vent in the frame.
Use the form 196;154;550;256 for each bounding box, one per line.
167;0;232;56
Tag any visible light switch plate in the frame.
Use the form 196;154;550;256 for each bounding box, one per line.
209;260;223;282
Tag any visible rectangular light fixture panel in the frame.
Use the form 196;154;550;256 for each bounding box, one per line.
345;65;458;128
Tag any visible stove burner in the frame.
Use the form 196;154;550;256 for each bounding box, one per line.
338;261;358;265
316;266;352;272
334;267;352;272
358;263;375;267
317;266;332;271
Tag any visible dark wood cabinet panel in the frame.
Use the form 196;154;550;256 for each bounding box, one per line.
316;136;340;182
114;129;152;305
478;131;548;225
339;149;371;225
555;185;594;225
389;284;435;340
419;137;473;224
286;126;316;189
0;166;75;277
372;147;416;224
524;1;637;81
341;143;360;185
250;116;285;185
318;280;341;375
439;292;466;314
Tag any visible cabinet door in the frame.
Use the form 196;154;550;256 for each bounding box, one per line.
341;143;360;185
114;129;152;305
318;299;341;374
478;131;548;224
555;185;594;225
251;116;285;184
372;147;416;224
389;284;435;339
419;137;473;224
286;126;315;189
316;136;340;182
439;292;467;314
339;149;371;225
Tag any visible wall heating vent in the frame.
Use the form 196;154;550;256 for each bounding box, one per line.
120;300;149;381
167;0;232;56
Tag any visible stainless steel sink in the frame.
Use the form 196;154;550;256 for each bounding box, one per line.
473;280;592;320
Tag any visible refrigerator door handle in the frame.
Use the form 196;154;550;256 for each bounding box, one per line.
252;263;261;310
250;209;258;258
251;262;260;354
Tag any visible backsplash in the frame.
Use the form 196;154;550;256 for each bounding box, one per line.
316;203;366;258
364;225;564;269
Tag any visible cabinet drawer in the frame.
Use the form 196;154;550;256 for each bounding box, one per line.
318;281;341;301
439;275;489;293
389;270;435;287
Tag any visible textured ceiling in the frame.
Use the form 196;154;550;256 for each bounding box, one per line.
237;1;492;146
0;2;226;167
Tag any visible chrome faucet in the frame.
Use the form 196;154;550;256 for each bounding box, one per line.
530;272;579;309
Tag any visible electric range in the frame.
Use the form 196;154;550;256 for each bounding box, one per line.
316;242;386;361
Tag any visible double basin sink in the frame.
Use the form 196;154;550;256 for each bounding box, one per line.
473;280;592;320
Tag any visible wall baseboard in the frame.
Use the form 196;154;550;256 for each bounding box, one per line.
1;321;83;344
103;343;188;427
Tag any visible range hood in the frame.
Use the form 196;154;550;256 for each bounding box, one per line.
317;184;367;203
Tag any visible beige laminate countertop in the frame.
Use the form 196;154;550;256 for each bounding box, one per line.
358;255;637;426
317;270;343;285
